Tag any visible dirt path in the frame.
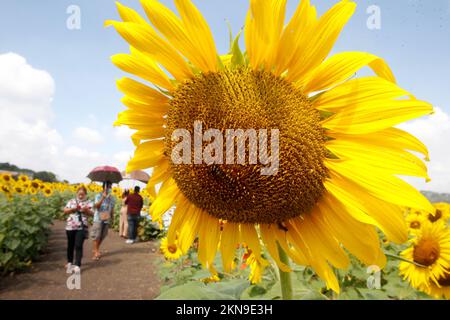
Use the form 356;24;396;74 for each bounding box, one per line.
0;220;162;300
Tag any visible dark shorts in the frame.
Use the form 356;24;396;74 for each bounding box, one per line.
91;222;109;241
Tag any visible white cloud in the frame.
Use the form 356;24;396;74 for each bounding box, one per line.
399;107;450;193
0;52;133;183
114;126;135;141
73;127;104;144
0;52;63;174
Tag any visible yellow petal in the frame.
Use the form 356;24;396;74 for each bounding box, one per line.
328;127;429;161
245;0;287;70
274;0;317;76
117;77;169;105
326;159;434;214
314;77;410;112
326;138;429;180
167;194;189;244
149;178;181;221
240;224;262;258
148;159;172;187
291;214;350;270
127;139;165;172
131;128;167;145
121;96;169;115
142;0;217;72
174;0;218;72
197;211;221;270
287;219;340;293
108;21;193;81
319;193;386;267
115;2;148;24
301;52;395;94
287;0;356;82
178;204;202;254
322;99;433;134
112;50;174;91
220;222;240;273
260;224;292;272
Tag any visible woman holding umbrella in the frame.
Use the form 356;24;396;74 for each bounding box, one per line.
91;181;115;260
87;166;122;260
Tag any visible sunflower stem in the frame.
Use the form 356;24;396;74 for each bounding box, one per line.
277;243;293;300
384;253;427;268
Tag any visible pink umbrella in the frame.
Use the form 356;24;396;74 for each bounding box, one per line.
87;166;123;184
121;170;150;184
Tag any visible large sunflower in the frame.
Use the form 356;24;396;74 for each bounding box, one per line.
108;0;433;293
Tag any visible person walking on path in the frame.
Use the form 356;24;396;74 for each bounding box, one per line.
91;181;115;260
63;186;94;274
125;186;144;244
119;190;129;238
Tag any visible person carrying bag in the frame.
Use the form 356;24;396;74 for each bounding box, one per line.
63;186;93;274
91;181;115;260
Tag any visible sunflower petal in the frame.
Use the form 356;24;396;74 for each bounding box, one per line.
326;138;429;180
314;77;410;112
326;159;434;214
197;211;221;270
322;99;433;134
127;139;165;172
245;0;287;70
287;0;356;82
274;0;317;75
220;222;240;273
328;127;430;161
301;52;395;94
174;0;218;72
108;21;193;81
141;0;217;72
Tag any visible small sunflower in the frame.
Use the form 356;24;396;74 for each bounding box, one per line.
30;180;41;189
43;187;53;197
428;203;450;226
109;0;433;293
1;185;11;194
422;272;450;300
14;186;25;195
405;210;427;233
18;175;29;183
399;223;450;290
1;173;12;184
160;237;183;260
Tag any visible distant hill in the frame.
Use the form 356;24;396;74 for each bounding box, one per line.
0;163;59;183
421;191;450;203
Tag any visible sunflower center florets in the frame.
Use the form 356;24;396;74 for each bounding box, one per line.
428;210;442;223
168;244;178;254
413;239;440;266
166;68;328;224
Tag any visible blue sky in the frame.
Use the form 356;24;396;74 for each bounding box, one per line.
0;0;449;191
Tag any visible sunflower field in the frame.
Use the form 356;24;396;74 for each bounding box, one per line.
0;173;161;274
156;203;450;300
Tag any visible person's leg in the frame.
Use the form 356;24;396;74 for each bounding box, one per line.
66;230;75;264
91;222;101;259
127;216;134;241
131;215;139;241
100;223;109;245
119;212;124;237
74;230;85;267
123;213;129;238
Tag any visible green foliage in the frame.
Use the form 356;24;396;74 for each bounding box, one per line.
155;239;430;300
0;193;62;274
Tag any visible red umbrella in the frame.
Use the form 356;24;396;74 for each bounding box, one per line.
87;166;123;184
